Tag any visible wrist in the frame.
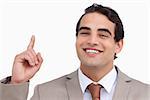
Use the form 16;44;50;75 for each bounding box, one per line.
10;77;29;84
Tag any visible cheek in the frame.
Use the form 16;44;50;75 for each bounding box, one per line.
76;38;85;47
75;42;79;52
104;42;116;53
75;39;82;50
75;40;79;47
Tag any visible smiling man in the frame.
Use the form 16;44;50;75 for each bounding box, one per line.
1;3;150;100
76;12;123;82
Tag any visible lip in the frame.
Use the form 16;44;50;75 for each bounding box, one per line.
83;48;103;52
82;48;103;57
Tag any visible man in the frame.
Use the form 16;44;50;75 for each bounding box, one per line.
1;3;149;100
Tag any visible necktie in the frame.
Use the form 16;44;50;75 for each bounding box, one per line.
87;83;101;100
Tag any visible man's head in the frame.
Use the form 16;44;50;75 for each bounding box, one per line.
75;4;124;70
76;3;124;42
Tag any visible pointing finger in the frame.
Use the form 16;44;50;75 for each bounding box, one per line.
27;35;35;50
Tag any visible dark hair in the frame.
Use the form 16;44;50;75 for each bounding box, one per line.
76;3;124;42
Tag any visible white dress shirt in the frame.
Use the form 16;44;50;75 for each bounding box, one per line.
78;67;117;100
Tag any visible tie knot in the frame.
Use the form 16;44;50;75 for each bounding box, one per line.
87;83;101;100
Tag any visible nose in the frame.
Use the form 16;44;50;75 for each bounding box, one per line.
87;34;99;46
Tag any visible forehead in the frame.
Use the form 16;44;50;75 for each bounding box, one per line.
80;12;115;34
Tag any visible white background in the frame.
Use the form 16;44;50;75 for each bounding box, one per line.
0;0;150;99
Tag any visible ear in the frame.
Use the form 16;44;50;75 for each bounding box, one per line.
115;39;123;54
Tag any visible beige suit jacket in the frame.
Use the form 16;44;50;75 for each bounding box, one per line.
1;67;150;100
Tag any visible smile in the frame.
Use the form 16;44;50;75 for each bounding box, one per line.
83;48;103;54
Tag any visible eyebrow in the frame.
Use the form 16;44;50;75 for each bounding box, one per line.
98;28;112;35
79;27;91;31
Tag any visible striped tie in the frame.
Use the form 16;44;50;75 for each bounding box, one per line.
87;83;101;100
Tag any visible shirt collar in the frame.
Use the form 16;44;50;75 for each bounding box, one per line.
78;66;117;94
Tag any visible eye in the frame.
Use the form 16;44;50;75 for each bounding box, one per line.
99;34;110;39
100;34;109;37
78;32;90;36
98;30;112;39
80;32;88;35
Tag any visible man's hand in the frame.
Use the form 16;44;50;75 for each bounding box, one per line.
10;35;43;84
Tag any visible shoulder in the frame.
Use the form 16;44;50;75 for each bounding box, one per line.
34;70;78;93
116;67;149;88
115;67;150;99
31;70;81;99
128;78;150;99
116;67;150;98
39;70;78;87
129;77;150;92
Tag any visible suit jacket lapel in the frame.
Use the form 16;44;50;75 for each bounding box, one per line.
65;70;83;100
65;67;133;100
113;67;132;100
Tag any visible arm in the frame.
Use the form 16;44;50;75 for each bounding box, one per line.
0;77;29;100
0;35;43;100
11;35;43;84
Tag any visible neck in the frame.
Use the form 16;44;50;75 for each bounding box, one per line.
80;63;113;82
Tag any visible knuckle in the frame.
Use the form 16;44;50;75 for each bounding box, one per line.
15;54;20;59
26;49;31;53
41;58;43;62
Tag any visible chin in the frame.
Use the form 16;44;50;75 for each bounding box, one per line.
82;62;101;68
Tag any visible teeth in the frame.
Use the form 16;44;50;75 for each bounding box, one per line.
86;49;99;54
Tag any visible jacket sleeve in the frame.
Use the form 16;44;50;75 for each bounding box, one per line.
0;76;29;100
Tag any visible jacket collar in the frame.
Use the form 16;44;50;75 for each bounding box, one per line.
66;70;83;100
113;66;132;100
65;67;133;100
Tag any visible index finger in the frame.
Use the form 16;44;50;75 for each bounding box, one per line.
27;35;35;50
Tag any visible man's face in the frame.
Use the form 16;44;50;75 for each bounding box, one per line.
76;12;123;69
